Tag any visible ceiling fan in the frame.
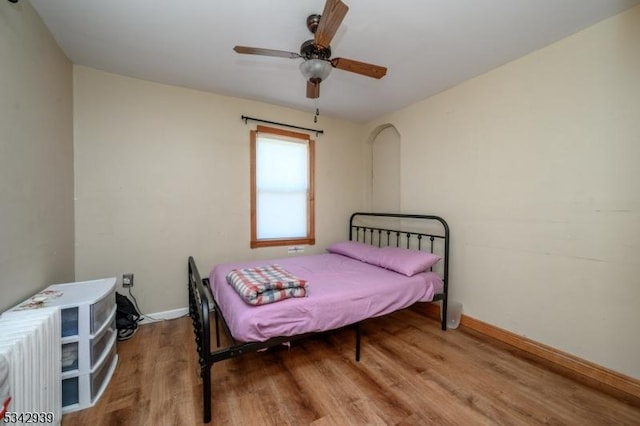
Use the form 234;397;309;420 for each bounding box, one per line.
233;0;387;100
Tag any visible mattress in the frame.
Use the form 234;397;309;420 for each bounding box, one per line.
209;253;443;342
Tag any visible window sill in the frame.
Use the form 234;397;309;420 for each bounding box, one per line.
250;237;315;249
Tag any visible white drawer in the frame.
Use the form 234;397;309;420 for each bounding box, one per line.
91;345;117;401
90;290;115;333
90;316;116;368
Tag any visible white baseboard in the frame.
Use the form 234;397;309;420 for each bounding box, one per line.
138;307;189;324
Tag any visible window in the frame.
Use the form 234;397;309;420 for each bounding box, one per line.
250;125;315;248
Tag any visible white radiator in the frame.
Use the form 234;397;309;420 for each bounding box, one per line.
0;307;61;425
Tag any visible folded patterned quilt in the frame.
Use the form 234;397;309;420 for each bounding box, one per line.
226;265;308;305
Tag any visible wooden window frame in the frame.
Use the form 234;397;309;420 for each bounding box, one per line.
250;125;315;249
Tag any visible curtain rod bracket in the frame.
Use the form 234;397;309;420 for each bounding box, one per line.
241;115;323;137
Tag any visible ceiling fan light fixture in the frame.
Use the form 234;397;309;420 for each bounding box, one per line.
300;58;332;82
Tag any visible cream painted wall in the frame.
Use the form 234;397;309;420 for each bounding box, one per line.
73;66;365;315
364;6;640;378
0;1;74;312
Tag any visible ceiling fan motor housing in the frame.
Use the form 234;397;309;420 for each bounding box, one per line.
300;39;331;60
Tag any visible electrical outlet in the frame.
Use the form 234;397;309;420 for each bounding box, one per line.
122;273;134;288
287;246;305;254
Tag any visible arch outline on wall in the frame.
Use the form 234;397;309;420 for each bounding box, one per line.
365;123;401;212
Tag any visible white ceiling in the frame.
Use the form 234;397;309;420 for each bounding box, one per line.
30;0;640;123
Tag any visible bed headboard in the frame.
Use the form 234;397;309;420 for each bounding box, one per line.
349;212;450;306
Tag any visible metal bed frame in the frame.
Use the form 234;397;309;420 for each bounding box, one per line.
188;212;450;423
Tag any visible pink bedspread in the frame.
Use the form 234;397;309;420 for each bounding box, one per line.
209;253;443;342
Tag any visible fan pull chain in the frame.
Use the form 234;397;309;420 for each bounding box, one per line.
314;99;320;123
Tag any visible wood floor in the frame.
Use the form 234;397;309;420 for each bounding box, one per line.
61;309;640;425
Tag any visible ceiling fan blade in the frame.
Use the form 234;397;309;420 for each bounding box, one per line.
331;58;387;79
314;0;349;48
306;80;320;99
233;46;300;59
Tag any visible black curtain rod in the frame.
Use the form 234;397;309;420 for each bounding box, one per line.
241;115;324;136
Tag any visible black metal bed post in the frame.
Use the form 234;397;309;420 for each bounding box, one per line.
202;363;212;423
188;257;213;424
440;221;450;331
200;296;212;424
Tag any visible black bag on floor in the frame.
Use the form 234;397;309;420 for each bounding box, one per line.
116;292;141;341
